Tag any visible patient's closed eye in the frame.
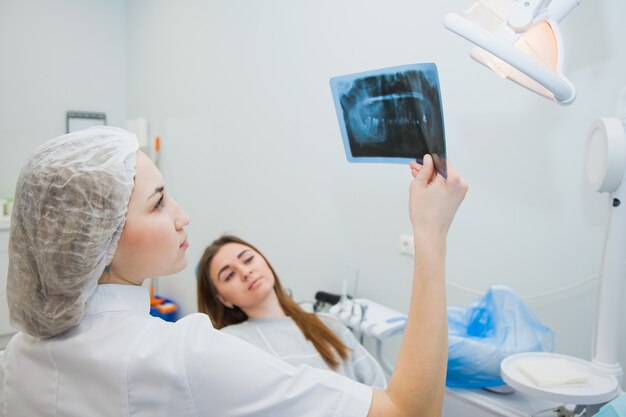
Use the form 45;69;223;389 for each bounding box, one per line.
224;271;235;282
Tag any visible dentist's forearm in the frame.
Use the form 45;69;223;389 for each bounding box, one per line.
368;234;448;417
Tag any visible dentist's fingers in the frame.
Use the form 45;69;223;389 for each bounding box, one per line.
410;155;439;183
408;155;468;236
410;160;421;178
410;160;421;171
415;154;435;185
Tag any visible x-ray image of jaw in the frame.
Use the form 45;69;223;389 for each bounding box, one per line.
331;63;447;176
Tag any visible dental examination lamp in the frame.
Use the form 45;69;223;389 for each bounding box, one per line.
444;0;581;105
585;87;626;384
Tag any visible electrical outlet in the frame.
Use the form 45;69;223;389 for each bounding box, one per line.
399;235;415;256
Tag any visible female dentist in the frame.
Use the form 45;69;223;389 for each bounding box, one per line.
0;126;467;417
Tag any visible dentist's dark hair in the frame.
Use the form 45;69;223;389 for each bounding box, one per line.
197;235;349;369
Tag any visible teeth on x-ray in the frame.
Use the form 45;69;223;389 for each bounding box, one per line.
330;63;447;177
337;67;445;159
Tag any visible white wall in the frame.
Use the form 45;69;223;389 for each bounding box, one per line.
126;0;626;376
0;0;127;198
0;0;127;348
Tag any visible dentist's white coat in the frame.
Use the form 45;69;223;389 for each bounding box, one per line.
0;284;371;417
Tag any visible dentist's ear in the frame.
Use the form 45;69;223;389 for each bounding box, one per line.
217;294;234;309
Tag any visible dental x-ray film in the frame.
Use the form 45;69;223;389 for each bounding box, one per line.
330;63;447;177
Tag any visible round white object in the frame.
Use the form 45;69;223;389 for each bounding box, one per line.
585;117;626;193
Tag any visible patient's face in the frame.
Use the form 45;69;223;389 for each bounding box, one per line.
209;243;276;310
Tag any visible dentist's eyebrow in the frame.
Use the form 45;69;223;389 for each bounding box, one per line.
148;186;165;200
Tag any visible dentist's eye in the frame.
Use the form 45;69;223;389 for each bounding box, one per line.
154;195;165;209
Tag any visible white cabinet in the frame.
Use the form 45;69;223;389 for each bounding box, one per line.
0;223;17;348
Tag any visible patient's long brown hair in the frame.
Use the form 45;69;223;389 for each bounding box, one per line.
197;235;349;369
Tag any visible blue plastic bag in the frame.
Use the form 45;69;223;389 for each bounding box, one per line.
596;395;626;417
446;286;554;388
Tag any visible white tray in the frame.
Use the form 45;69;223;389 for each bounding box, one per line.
501;352;620;405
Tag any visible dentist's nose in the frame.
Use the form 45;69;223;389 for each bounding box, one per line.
172;199;190;231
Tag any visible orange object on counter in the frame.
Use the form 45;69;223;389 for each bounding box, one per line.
150;286;164;306
156;302;177;314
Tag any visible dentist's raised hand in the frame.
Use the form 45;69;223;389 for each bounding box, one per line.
368;154;468;417
409;154;468;240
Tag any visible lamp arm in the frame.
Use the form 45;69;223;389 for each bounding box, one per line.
548;0;582;23
508;0;551;32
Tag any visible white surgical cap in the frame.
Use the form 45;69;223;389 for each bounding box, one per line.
8;126;139;338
